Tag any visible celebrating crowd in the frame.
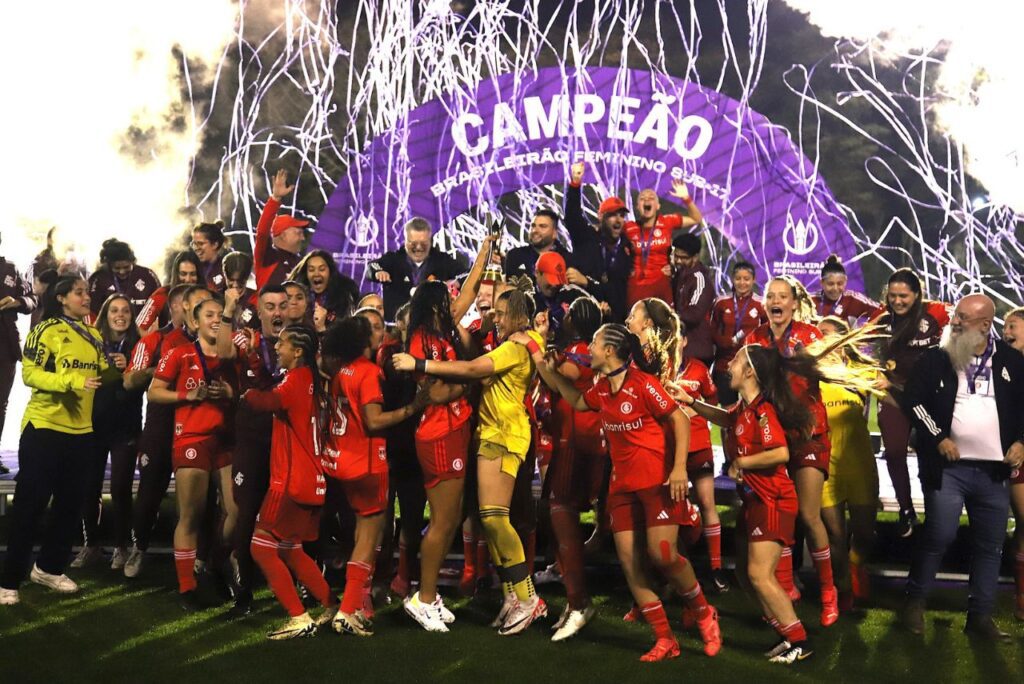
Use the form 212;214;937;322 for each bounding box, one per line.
0;162;1022;667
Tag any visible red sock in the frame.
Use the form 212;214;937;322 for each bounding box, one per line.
279;542;335;609
173;548;197;593
1015;552;1024;608
251;537;304;617
550;504;587;609
767;616;784;636
781;620;807;643
775;546;795;593
705;523;722;570
341;561;372;614
640;601;674;640
810;546;835;591
680;582;710;618
462;533;476;577
476;540;490;577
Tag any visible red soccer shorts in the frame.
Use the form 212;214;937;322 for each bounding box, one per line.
340;471;389;517
535;430;554;469
256;489;321;542
737;491;798;546
686;447;715;477
415;421;470;489
788;436;830;478
173;437;231;472
607;484;693;533
548;437;608;510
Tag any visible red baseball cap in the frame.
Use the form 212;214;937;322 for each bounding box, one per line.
271;214;310;237
598;196;627;215
535;252;568;286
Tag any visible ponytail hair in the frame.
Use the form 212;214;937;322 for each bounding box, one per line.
42;275;84;320
598;323;658;376
745;345;817;444
638;298;680;385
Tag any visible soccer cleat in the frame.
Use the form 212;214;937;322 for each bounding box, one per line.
70;546;103;569
498;596;547;636
711;568;731;594
123;546;144;579
551;605;595;642
432;595;455;624
314;603;338;628
769;641;813;664
764;638;792;658
491;593;517;628
30;565;79;593
534;562;562;586
0;588;19;606
267;612;317;640
177;590;205;613
404;592;449;633
623;603;641;623
110;547;129;571
333;609;374;637
697;606;723;657
820;586;839;627
640;637;680;662
226;590;254;619
896;510;918;539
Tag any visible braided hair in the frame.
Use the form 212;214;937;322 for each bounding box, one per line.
281;323;327;440
598;323;659;377
407;280;464;360
637;298;680;385
565;296;602;343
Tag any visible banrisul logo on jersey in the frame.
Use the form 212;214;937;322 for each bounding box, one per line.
314;66;861;293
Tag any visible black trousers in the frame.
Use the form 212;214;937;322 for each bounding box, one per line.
0;360;16;442
82;430;139;549
1;424;94;589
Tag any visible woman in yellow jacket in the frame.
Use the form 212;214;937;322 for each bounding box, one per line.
0;275;119;605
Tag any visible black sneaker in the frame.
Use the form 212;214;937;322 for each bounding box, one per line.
711;568;731;594
769;640;813;664
178;590;205;613
225;590;254;619
897;510;919;538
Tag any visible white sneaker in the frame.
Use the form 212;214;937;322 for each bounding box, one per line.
267;612;317;640
432;595;455;624
534;562;562;585
498;596;548;636
0;588;19;605
30;565;79;593
70;546;103;569
551;605;595;642
123;547;144;578
491;592;517;628
110;547;129;571
403;591;448;632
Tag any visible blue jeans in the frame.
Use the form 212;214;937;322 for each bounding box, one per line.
906;461;1010;616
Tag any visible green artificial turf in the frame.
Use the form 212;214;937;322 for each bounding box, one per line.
1;562;1021;683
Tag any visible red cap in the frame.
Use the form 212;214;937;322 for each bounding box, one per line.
271;214;310;237
535;252;568;286
598;196;627;215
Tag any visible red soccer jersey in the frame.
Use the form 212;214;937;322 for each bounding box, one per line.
582;367;676;493
558;340;602;439
623;213;683;288
675;358;717;452
326;355;387;480
746;320;829;441
407;329;472;441
127;325;192;373
243;365;321;495
730;395;796;503
710;294;768;367
233;328;280;391
136;286;168;331
154;343;240;446
813;290;879;322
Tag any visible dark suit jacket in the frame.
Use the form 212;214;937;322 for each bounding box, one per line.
367;248;468;320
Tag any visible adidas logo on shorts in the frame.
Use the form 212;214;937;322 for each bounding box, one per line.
657;510;669;521
805;454;816;461
751;527;763;537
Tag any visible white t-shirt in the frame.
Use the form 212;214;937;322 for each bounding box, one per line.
949;352;1002;461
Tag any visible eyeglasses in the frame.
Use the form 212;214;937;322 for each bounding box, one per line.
190;240;209;249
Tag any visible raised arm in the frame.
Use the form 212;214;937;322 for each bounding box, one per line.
217;288;245;360
451;235;497;322
668;179;703;228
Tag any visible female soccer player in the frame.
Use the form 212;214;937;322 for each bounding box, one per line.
392;289;547;635
136;250;201;333
322;317;430;636
0;276;119;605
541;296;606;641
287;250;360;331
816;316;880;609
74;294;143;571
358;293;385;316
520;323;721;661
813;255;878;324
86;238;161;318
1003;306;1024;621
678;344;812;665
746;276;838;626
148;297;240;609
241;325;336;639
191;221;230;293
874;268;949;537
709;261;767;406
282;280;311;326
